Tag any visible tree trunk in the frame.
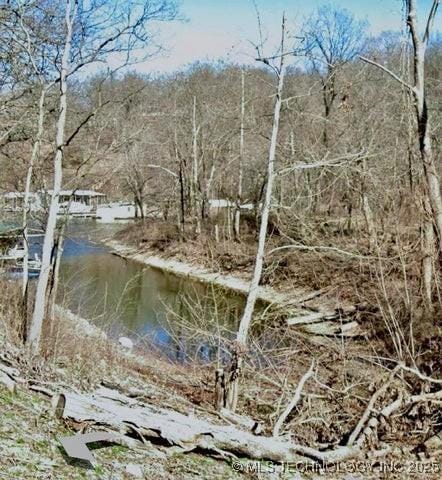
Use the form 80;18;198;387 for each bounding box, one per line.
44;220;66;355
422;196;434;307
236;59;285;341
321;68;336;148
361;0;441;305
136;192;144;220
175;130;186;234
20;85;46;341
226;15;287;412
360;160;376;250
191;96;201;235
234;70;245;241
407;0;442;303
27;0;76;353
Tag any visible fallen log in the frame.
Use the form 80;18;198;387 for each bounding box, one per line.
53;385;442;465
0;370;16;393
50;386;390;464
289;319;363;337
286;306;364;337
0;362;20;393
287;311;343;326
0;363;20;378
52;387;311;462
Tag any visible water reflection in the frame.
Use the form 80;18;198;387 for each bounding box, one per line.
58;221;246;361
3;217;248;361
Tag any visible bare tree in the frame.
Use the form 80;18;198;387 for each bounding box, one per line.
361;0;441;304
303;4;368;147
224;14;288;412
234;70;245;240
28;0;77;351
191;95;201;234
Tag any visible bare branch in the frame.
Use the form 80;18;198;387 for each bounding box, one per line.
277;150;370;176
347;366;400;446
423;0;440;46
359;56;414;92
273;361;315;437
146;164;178;178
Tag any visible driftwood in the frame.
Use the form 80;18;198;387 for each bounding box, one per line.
52;387;310;461
287;311;345;325
51;385;440;464
52;386;355;463
287;305;365;337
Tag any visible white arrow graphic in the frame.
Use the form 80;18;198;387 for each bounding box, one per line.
59;431;118;464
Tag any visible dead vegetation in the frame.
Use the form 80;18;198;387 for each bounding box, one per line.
105;217;442;475
1;261;441;478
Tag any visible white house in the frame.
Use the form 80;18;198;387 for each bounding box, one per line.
1;189;106;216
96;202;138;222
44;189;106;216
1;189;148;222
208;199;255;213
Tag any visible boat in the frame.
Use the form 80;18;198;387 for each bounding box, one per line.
9;253;42;276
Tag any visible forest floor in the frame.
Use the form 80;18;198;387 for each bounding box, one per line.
0;311;249;479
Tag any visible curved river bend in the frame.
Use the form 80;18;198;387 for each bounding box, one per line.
56;221;246;360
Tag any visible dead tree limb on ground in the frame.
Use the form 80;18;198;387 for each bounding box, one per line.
52;385;442;465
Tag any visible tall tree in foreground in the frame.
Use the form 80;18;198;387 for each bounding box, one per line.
28;0;77;351
223;14;288;412
27;0;177;353
361;0;441;305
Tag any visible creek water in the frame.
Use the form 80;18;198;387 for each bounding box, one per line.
54;221;246;360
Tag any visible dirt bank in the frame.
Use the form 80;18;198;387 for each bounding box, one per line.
104;238;365;337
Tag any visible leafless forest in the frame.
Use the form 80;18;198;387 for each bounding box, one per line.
0;1;441;478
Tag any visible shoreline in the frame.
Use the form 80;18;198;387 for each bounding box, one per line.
104;239;363;336
54;304;164;365
105;239;318;312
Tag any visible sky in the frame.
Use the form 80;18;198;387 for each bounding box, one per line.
138;0;442;74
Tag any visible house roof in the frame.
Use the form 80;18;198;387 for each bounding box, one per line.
2;190;105;198
43;189;106;197
2;192;39;199
209;199;254;209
